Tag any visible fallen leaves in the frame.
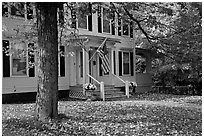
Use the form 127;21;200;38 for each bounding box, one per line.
2;93;202;136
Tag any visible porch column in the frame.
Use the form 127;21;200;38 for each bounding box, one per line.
82;48;86;95
111;49;115;85
133;47;136;77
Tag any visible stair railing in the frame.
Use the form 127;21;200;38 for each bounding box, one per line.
87;74;105;101
112;74;129;98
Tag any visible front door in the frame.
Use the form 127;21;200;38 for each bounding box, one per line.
76;51;83;84
89;50;98;84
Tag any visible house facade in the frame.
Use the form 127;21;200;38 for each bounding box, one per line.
2;3;153;99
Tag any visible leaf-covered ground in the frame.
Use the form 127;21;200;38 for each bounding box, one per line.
2;93;202;136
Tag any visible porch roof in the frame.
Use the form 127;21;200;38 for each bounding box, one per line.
68;35;121;44
81;35;121;43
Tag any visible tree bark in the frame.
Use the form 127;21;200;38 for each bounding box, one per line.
35;3;58;122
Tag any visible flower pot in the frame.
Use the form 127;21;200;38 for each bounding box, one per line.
85;90;96;101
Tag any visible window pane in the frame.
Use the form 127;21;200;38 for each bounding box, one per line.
123;63;129;74
123;52;130;74
12;43;27;76
78;14;87;29
123;24;129;36
12;59;26;75
11;2;25;17
103;8;110;33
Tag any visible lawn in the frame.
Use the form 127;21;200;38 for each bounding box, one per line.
2;93;202;136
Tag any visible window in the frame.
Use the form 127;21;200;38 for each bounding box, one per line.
3;40;35;77
11;42;27;76
26;2;34;19
78;12;87;29
103;8;110;33
3;2;35;20
77;3;92;31
119;51;134;76
11;2;25;17
123;23;129;36
123;52;130;74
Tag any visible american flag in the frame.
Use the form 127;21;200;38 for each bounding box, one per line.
97;38;110;74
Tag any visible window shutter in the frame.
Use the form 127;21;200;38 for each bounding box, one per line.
88;3;92;31
130;52;134;76
3;40;10;77
99;57;102;76
119;51;122;76
113;51;116;75
71;6;77;29
28;43;35;77
60;46;65;77
98;4;102;33
130;21;133;38
118;15;121;36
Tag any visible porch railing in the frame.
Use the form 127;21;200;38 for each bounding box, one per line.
87;74;105;101
112;74;130;98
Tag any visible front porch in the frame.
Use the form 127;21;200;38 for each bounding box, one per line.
69;84;128;100
67;35;155;101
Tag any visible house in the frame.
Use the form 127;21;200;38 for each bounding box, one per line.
2;2;154;101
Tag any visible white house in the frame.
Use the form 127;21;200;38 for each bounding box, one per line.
2;2;154;101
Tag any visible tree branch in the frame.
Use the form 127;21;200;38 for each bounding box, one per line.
122;5;152;44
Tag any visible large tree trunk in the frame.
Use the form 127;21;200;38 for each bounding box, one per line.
36;3;58;122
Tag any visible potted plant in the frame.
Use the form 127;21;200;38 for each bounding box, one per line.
84;83;97;101
129;82;137;93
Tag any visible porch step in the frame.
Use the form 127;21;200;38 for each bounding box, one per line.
105;95;128;101
69;85;127;100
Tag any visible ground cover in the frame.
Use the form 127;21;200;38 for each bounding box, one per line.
2;93;202;136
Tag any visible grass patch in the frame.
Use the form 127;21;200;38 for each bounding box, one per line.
2;93;202;136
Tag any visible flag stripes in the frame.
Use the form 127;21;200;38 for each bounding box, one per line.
97;48;110;74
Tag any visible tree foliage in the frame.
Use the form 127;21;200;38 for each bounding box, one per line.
107;2;201;94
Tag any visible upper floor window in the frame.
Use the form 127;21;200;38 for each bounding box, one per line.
11;2;25;17
123;22;129;36
78;12;87;29
26;2;34;19
103;8;110;34
2;2;35;20
77;2;92;31
122;20;134;38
